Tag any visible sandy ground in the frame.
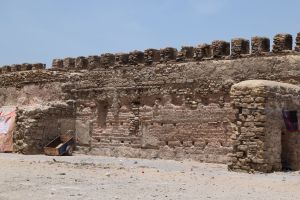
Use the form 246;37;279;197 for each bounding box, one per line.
0;153;299;200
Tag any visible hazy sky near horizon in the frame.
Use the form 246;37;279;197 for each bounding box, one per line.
0;0;300;66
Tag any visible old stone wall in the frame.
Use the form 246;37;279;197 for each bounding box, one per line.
75;94;233;163
14;101;75;154
229;80;300;172
1;32;300;165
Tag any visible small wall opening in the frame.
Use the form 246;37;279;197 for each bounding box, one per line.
281;110;300;171
97;101;108;129
282;110;298;132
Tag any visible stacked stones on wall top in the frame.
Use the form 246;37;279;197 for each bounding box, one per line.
50;32;299;70
272;34;293;53
1;32;300;72
0;63;46;74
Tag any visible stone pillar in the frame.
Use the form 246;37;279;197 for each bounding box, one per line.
160;47;177;62
63;57;75;69
272;33;293;53
176;46;194;62
193;44;211;60
144;49;160;65
52;59;64;69
295;33;300;52
211;40;230;58
231;38;250;57
128;51;144;65
75;56;88;69
251;37;270;54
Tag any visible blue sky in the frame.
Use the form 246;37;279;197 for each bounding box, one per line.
0;0;300;66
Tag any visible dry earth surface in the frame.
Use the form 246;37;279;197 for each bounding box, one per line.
0;153;299;200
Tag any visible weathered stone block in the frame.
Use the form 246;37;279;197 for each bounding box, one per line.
75;56;88;69
115;53;129;65
295;32;300;52
194;141;206;149
193;44;211;60
236;152;244;158
231;38;250;57
251;158;264;164
128;51;144;65
251;37;270;54
183;141;193;147
176;46;194;61
87;55;101;69
160;47;177;62
63;57;75;69
20;63;32;71
168;141;181;147
144;49;160;65
100;53;115;67
52;59;63;69
211;40;230;58
272;33;293;53
32;63;46;70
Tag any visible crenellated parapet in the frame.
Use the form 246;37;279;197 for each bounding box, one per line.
0;63;46;74
2;32;297;72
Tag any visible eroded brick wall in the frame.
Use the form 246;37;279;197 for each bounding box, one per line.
75;94;234;163
14;101;75;154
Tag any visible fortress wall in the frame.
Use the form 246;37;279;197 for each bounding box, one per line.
0;32;300;164
1;53;300;164
67;54;300;163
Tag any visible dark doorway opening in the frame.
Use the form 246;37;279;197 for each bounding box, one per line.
281;110;299;171
282;110;298;132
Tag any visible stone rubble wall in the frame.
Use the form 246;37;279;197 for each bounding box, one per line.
229;80;300;173
0;32;300;166
14;101;76;154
